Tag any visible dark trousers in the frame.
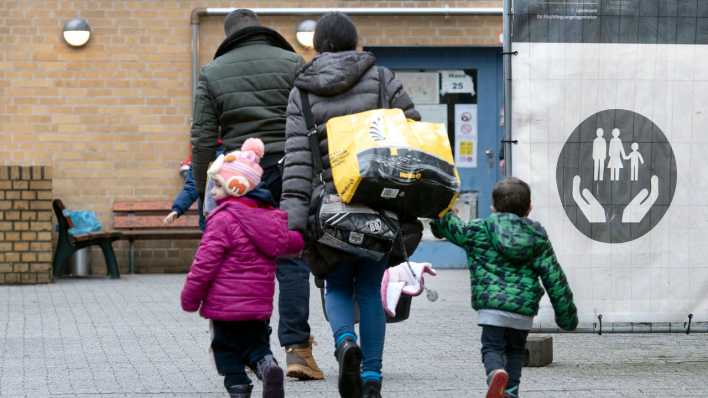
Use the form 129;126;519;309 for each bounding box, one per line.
211;320;272;388
262;165;312;347
276;257;311;346
480;325;529;395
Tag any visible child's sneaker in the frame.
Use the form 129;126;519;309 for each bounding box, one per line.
226;383;253;398
503;385;519;398
256;355;284;398
334;339;362;398
486;369;509;398
362;380;382;398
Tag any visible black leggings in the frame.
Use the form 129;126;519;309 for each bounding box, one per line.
211;320;272;388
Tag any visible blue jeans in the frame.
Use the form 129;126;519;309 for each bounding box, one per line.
324;258;387;375
276;257;311;346
481;325;529;397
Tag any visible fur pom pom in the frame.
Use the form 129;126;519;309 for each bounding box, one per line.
241;138;265;161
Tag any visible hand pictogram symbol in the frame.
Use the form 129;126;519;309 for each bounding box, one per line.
572;176;607;223
573;175;659;224
622;175;659;223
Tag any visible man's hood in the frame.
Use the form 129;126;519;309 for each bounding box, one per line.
294;51;376;96
484;213;549;263
214;26;295;59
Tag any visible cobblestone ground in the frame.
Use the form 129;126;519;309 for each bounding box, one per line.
1;271;707;397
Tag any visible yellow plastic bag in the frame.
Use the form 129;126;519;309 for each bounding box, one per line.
327;108;459;218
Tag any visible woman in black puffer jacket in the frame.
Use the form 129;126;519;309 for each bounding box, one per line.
280;12;420;398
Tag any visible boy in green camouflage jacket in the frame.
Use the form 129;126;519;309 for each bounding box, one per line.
431;177;578;398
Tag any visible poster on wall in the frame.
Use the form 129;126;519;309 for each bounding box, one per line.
512;0;705;326
454;104;477;168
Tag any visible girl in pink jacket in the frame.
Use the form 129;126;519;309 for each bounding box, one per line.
181;138;304;398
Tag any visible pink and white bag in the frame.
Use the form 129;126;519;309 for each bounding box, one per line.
381;261;437;321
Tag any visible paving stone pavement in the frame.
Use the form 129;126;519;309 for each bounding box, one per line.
1;271;707;398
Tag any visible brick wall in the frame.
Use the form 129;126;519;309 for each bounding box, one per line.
1;1;502;273
0;166;53;284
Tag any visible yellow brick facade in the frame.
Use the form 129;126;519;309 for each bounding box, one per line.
1;0;502;274
0;166;53;284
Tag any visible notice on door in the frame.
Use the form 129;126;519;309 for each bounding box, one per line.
396;72;440;105
454;104;477;168
441;70;475;96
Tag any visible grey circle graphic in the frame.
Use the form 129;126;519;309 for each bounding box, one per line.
556;109;677;243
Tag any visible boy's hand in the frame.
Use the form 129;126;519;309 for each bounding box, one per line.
163;211;179;224
434;207;456;219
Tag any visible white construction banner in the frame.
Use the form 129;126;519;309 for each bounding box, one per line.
512;0;705;326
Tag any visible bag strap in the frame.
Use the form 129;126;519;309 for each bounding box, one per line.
299;89;324;180
301;67;385;181
378;67;387;109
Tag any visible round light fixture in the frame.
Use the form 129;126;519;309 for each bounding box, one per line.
295;19;317;49
63;17;91;47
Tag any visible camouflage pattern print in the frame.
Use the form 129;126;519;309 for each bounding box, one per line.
431;212;578;331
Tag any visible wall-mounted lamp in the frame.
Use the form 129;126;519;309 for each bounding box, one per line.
295;19;316;49
63;17;91;47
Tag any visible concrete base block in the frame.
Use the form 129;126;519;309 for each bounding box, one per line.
523;335;553;367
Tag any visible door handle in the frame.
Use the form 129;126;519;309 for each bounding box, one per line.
484;149;495;168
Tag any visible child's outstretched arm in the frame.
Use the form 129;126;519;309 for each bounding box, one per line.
180;216;230;312
277;230;305;258
430;211;478;248
283;231;305;256
532;241;579;331
169;167;200;221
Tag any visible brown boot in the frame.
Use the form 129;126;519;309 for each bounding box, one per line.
285;336;325;380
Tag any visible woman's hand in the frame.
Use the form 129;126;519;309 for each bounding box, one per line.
163;211;179;224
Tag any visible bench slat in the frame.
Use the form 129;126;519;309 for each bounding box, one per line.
113;200;198;212
114;215;199;229
119;230;202;240
72;232;123;242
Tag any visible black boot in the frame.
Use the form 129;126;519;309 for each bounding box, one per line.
334;339;362;398
226;384;253;398
256;355;284;398
362;380;382;398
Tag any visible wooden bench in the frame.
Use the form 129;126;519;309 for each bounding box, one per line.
52;199;122;278
112;200;202;273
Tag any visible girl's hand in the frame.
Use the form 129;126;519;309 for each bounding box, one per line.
163;211;179;224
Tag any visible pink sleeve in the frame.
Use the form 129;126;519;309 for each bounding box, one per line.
283;230;305;256
180;214;230;312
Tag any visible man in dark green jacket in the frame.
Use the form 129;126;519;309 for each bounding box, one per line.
191;9;303;200
189;9;324;386
432;177;577;398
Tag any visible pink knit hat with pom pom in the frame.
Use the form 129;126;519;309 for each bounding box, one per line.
207;138;265;197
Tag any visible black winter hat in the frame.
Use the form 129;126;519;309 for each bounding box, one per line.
313;12;358;53
224;9;260;37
